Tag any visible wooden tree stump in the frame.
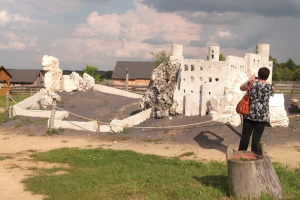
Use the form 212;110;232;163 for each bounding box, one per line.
226;143;283;199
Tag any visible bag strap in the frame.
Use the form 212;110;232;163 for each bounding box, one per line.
246;80;255;95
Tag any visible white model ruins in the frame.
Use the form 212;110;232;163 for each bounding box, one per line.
170;44;288;127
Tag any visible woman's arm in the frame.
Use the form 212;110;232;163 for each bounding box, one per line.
240;74;256;91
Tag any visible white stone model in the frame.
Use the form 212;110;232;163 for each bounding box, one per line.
169;43;290;127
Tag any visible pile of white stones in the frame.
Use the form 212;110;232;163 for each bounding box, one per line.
42;55;95;93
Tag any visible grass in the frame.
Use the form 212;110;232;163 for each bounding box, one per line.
22;148;300;200
45;127;64;135
143;138;163;143
14;117;48;128
0;94;30;125
0;156;13;161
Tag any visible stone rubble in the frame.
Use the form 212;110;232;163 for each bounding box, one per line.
139;61;180;118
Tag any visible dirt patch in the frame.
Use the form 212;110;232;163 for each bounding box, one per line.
0;107;5;113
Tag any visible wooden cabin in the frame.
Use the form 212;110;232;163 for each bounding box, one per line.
7;69;44;87
112;61;156;86
0;66;13;96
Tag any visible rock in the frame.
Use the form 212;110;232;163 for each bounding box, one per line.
61;75;77;93
140;61;180;118
42;55;63;92
30;102;40;110
40;95;53;109
70;71;84;91
99;125;111;133
110;119;123;133
83;73;95;90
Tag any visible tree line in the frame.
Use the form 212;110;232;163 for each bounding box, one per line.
270;56;300;81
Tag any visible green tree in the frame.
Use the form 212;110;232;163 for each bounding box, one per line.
272;68;282;81
293;67;300;81
281;67;293;81
286;58;297;72
83;65;103;83
270;55;282;81
150;50;170;66
219;54;226;61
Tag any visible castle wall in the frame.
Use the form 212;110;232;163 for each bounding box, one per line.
171;43;273;117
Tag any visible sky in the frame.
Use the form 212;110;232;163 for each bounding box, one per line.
0;0;300;71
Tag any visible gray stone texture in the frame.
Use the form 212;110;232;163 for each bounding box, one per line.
139;61;180;118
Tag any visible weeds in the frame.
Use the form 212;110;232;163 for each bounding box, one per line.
143;138;163;144
177;152;195;158
46;127;64;135
0;156;13;161
122;125;132;134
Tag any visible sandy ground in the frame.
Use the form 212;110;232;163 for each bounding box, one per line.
0;126;299;200
0;91;299;199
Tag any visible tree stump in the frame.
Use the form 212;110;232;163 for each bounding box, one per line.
226;143;283;199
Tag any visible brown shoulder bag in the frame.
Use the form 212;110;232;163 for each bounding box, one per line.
236;80;254;115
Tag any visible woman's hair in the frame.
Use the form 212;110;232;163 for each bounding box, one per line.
258;67;270;80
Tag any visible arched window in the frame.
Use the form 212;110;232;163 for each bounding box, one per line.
191;65;195;71
184;64;189;71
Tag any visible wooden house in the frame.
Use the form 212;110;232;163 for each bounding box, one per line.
0;66;13;96
112;61;156;86
7;69;44;87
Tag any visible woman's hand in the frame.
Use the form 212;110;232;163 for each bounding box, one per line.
249;74;256;81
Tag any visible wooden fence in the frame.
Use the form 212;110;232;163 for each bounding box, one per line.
10;86;44;95
273;81;300;94
113;84;148;93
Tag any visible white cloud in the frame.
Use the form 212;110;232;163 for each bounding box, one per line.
58;1;202;69
0;10;11;26
75;12;121;38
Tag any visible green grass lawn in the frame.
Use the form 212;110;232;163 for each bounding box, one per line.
0;94;29;125
22;148;300;200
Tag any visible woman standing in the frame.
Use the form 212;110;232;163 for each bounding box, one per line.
238;67;274;153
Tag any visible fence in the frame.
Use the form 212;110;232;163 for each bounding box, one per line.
273;81;300;94
10;86;44;95
113;84;148;93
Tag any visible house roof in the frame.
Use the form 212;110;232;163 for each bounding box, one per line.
112;61;156;80
0;66;13;79
7;69;43;84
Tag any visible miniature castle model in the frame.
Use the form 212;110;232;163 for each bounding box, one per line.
170;44;273;117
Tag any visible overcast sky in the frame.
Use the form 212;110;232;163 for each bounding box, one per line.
1;0;299;71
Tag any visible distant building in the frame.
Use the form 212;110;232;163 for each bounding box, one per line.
112;61;156;86
0;66;13;95
7;69;44;87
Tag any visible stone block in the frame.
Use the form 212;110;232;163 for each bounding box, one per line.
61;75;77;92
110;119;123;133
269;107;289;127
93;84;141;99
269;94;284;107
99;125;111;133
51;120;95;131
121;109;151;127
16;91;44;109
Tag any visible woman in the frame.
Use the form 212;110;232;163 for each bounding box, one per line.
238;67;274;153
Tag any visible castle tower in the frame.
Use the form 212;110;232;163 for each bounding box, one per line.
256;44;270;65
208;46;220;61
170;44;184;60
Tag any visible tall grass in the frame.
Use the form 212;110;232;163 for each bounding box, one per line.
23;148;300;200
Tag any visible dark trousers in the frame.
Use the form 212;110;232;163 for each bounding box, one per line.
238;118;267;153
